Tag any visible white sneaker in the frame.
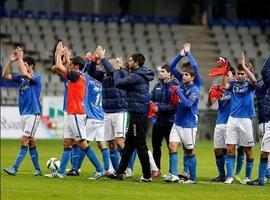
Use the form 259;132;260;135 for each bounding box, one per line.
241;177;251;184
164;174;179;183
88;171;104;180
179;179;196;184
44;172;64;179
224;177;234;184
125;168;134;178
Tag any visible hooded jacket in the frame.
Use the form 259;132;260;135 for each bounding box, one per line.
114;66;154;115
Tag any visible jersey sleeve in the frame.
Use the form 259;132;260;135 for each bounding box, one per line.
11;73;23;84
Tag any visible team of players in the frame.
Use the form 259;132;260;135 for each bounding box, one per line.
2;42;270;186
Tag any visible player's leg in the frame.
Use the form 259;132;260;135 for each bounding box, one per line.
152;124;163;170
179;127;197;184
29;137;42;176
4;115;32;175
165;124;180;182
234;146;245;182
224;117;238;184
211;124;226;182
239;118;255;184
97;141;110;172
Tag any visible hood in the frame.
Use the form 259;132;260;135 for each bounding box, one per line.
134;66;154;81
261;55;270;86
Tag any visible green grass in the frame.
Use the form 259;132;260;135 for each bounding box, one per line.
1;140;269;200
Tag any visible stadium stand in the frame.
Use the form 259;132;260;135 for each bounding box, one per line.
1;11;269;109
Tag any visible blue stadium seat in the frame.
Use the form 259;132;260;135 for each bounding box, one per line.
24;10;35;18
10;9;23;18
51;11;62;20
37;10;49;19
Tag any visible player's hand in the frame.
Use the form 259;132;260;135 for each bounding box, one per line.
180;48;185;57
95;45;105;59
15;47;24;60
248;62;253;72
51;65;58;73
84;52;92;62
55;41;64;55
184;43;191;54
9;50;18;62
240;52;245;67
114;57;123;69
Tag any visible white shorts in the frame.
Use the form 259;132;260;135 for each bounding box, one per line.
214;124;227;149
258;122;270;138
104;112;128;141
64;114;87;141
261;122;270;152
169;124;197;149
86;118;105;141
21;115;41;138
225;116;255;147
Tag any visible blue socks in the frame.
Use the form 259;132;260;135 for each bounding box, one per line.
29;146;41;171
12;146;28;171
226;154;236;178
127;149;137;171
235;149;245;175
215;154;226;177
101;148;110;171
76;149;86;170
258;157;268;184
110;149;119;170
58;148;71;174
183;149;189;173
169;152;178;176
83;146;103;172
245;158;254;179
71;145;80;170
187;155;197;181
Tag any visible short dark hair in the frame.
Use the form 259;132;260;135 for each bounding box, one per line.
131;53;145;67
23;56;36;69
183;67;195;77
237;64;244;71
182;62;191;69
71;56;85;71
161;64;170;73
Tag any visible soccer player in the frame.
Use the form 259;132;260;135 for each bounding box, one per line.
66;53;110;176
169;42;203;180
151;64;179;175
247;56;270;186
45;42;104;179
221;52;256;184
109;53;154;182
90;46;136;176
207;65;235;182
164;43;201;184
3;47;42;176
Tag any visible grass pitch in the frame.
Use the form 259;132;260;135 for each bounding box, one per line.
1;140;269;200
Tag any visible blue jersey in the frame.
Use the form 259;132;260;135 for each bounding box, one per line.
216;90;231;124
228;80;256;118
11;73;42;115
84;73;104;120
175;83;200;128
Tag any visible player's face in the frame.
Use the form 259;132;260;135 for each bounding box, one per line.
159;69;170;80
182;72;194;83
128;57;135;69
236;70;246;83
24;61;33;73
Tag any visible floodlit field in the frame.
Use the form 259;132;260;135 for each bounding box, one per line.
1;140;269;200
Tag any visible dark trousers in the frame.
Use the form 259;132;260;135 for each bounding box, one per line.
152;123;172;170
117;115;151;179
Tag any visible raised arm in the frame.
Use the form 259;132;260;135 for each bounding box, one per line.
95;45;115;76
183;43;203;86
54;42;67;77
2;51;18;80
16;47;33;80
241;52;256;86
169;53;184;82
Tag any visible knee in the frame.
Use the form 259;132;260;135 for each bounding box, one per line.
227;145;236;155
28;138;36;148
244;147;253;158
63;139;72;148
20;136;29;146
168;143;177;153
214;148;224;155
187;149;195;156
108;140;116;150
